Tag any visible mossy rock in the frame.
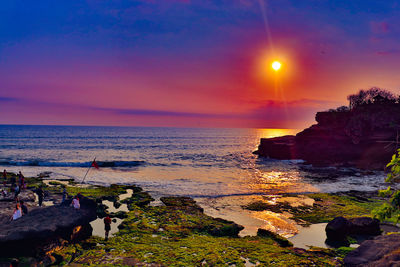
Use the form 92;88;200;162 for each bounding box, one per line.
160;196;203;213
121;192;154;208
96;203;108;218
66;184;127;199
113;201;122;209
110;211;128;219
48;181;63;186
243;200;272;211
206;218;244;237
257;229;293;247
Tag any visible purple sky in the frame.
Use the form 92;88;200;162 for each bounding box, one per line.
1;0;400;128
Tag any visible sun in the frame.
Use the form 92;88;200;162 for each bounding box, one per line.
272;61;281;71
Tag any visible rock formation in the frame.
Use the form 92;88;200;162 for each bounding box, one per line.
344;234;400;266
255;102;400;170
325;216;381;244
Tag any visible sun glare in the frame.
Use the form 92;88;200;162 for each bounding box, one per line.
272;61;281;71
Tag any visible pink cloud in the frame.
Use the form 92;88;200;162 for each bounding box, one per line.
370;21;390;34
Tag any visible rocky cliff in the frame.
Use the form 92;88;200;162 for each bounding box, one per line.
254;103;400;170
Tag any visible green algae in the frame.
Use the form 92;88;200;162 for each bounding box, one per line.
121;191;154;208
291;193;383;224
66;184;130;200
257;229;293;247
54;192;339;266
57;233;338;266
243;193;384;225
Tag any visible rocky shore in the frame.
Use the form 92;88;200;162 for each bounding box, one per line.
1;172;400;266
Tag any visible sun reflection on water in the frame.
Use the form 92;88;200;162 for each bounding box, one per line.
248;170;319;195
256;128;299;139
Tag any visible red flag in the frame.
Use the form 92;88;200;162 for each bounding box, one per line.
91;159;99;169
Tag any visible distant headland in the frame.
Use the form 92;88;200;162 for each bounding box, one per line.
254;88;400;170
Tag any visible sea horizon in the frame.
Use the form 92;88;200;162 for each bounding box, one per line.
0;125;385;197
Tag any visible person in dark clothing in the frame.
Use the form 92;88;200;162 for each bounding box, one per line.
36;186;44;207
104;215;112;241
19;200;28;215
10;176;16;187
2;169;6;186
61;186;67;203
14;184;20;200
18;171;25;189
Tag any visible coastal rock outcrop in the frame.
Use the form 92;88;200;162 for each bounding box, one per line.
325;216;381;245
160;196;244;237
0;196;97;257
254;102;400;169
344;234;400;266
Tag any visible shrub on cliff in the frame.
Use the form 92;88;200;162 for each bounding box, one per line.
373;148;400;221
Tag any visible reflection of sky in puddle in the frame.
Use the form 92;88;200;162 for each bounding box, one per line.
289;223;328;249
102;200;129;213
91;217;123;238
196;195;308;238
43;179;70;186
90;189;133;238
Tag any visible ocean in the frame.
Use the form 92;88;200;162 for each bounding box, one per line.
0;125;389;238
0;125;386;198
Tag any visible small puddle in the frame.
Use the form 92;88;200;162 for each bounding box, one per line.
102;200;129;213
90;189;133;238
119;189;133;201
289;223;328;249
43;180;70;187
91;217;123;238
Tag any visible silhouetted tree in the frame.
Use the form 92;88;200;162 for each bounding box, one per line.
347;87;398;109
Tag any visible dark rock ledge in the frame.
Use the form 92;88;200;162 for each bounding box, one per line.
0;196;97;258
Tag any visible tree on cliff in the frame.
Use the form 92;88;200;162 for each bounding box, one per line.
347;87;398;109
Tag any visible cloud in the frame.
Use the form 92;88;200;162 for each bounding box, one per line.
93;106;232;119
0;97;337;128
370;21;390;34
0;97;19;102
375;49;400;56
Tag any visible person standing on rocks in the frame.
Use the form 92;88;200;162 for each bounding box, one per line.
61;186;67;203
36;186;44;207
18;171;25;190
104;214;112;241
14;184;20;200
10;175;16;187
2;169;6;186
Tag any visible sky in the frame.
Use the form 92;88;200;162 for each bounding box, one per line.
1;0;400;128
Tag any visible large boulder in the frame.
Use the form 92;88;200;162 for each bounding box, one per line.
344;234;400;266
325;217;381;247
326;216;351;241
348;217;381;236
0;196;97;257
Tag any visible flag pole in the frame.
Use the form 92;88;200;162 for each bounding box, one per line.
81;157;96;184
